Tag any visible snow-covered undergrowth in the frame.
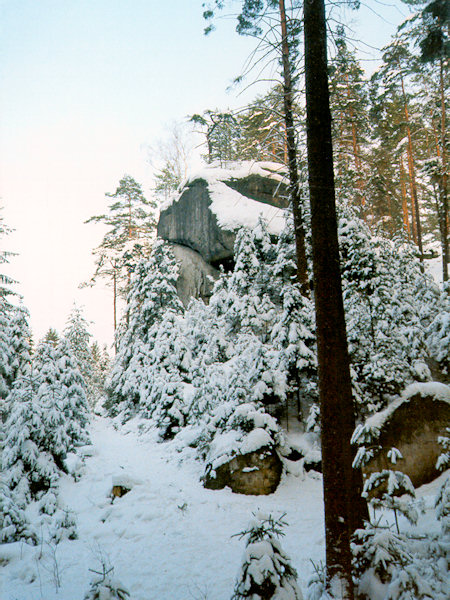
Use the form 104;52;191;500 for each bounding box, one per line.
1;416;447;600
105;204;449;482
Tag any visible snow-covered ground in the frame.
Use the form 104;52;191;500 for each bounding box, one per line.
1;417;446;600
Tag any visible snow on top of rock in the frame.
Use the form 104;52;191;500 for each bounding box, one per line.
162;161;288;235
364;382;450;434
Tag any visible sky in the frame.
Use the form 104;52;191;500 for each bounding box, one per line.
0;0;410;349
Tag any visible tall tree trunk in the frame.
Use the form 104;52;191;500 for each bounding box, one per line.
303;0;367;596
278;0;309;296
113;267;117;354
401;75;424;266
345;73;366;214
400;156;411;238
439;56;448;281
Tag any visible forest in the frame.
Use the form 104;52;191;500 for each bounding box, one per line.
1;1;449;599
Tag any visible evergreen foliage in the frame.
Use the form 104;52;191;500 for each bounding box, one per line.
232;512;302;600
106;208;445;483
64;305;94;395
106;239;184;414
352;522;449;599
338;205;440;413
84;571;130;600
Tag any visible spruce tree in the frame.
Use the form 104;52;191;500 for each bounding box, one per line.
232;513;302;600
64;304;94;401
55;337;91;448
106;240;184;414
2;374;60;505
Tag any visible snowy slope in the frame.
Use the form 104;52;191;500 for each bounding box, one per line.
1;417;324;600
1;417;446;600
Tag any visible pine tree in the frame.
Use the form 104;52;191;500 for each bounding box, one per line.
203;1;309;294
189;110;241;165
304;0;368;594
329;27;369;214
84;175;158;334
400;0;449;280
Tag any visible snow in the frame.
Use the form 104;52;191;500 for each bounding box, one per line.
161;161;288;235
364;381;450;433
1;416;325;600
2;416;446;600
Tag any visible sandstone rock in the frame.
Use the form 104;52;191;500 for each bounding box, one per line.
170;243;218;306
157;163;289;305
363;383;450;489
158;178;236;265
203;447;282;495
111;485;130;499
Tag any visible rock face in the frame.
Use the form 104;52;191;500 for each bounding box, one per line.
157;163;288;305
363;385;450;489
170;243;218;306
158;178;237;266
203;448;283;495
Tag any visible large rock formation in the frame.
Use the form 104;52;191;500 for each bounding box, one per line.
363;383;450;489
157;162;288;304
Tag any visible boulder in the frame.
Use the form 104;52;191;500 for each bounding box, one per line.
203;447;282;495
363;383;450;489
157;162;288;304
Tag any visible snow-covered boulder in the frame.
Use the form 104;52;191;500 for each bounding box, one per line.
157;162;288;304
203;446;282;495
363;383;450;488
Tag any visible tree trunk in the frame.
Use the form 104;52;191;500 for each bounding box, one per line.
439;56;448;282
303;0;367;596
345;73;366;214
278;0;309;297
113;268;117;354
400;156;411;238
401;75;424;266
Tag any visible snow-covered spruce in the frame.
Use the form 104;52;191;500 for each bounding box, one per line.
64;304;95;399
435;428;449;535
54;337;91;448
338;205;441;414
232;512;302;600
0;302;32;414
105;210;446;483
84;570;130;600
352;523;449;600
106;239;184;416
0;480;36;545
1;337;90;543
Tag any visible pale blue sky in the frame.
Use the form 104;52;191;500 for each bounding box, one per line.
0;0;409;347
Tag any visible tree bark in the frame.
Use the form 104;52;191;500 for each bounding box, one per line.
400;156;411;238
439;56;448;282
401;75;424;266
303;0;367;596
113;267;117;354
278;0;309;296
